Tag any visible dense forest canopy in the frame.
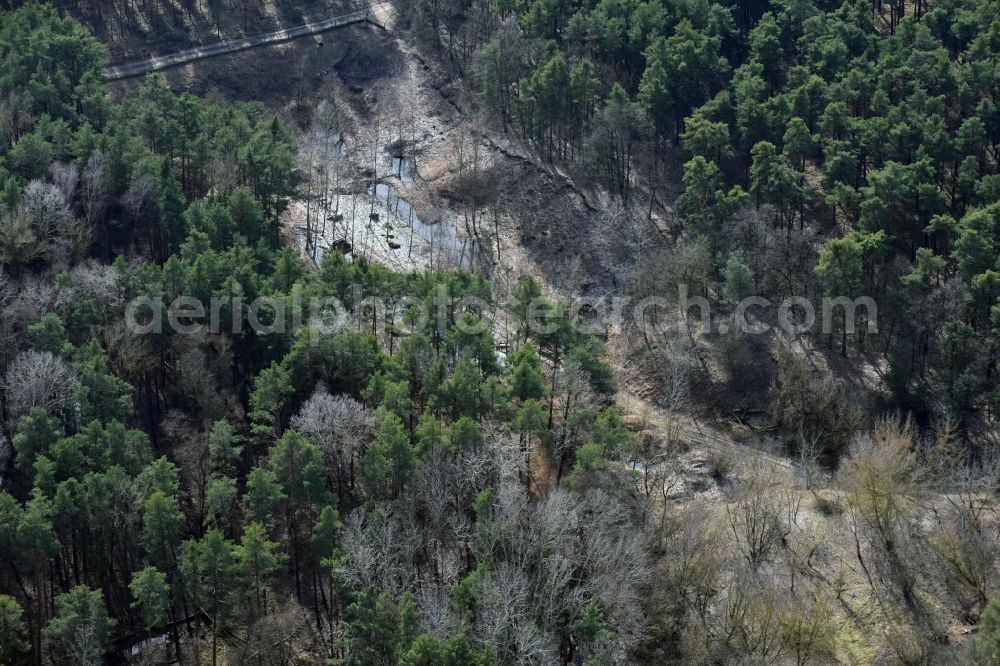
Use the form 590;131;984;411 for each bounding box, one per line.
427;0;1000;435
0;4;635;665
4;0;1000;663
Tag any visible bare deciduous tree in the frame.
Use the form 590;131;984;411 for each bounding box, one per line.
926;427;1000;612
292;388;372;496
231;603;312;666
57;261;120;316
339;506;418;597
589;199;656;286
0;92;32;145
719;575;787;664
655;344;692;449
81;152;110;245
2;350;80;422
0;268;14;308
2;180;92;269
50;161;79;203
726;456;788;569
122;170;156;252
839;417;922;603
781;591;836;666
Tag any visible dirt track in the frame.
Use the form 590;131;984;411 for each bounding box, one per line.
103;4;386;80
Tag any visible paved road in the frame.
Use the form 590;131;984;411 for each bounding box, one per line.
103;6;378;80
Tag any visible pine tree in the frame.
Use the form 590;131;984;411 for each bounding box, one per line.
45;586;115;665
141;490;185;571
509;342;546;402
0;595;28;663
158;159;186;261
243;467;286;526
181;530;237;666
235;522;285;618
129;566;171;629
12;408;61;476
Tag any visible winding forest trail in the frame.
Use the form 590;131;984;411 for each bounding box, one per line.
103;2;390;80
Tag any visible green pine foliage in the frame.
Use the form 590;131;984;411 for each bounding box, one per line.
0;6;641;663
